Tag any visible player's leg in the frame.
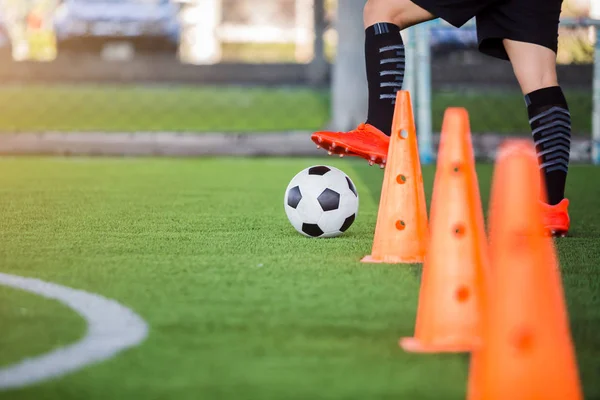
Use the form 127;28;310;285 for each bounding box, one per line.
504;39;569;204
504;40;571;236
475;0;570;236
312;0;482;166
312;0;436;167
362;0;434;140
363;0;435;28
503;40;560;94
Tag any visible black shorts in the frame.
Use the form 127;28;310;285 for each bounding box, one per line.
411;0;563;61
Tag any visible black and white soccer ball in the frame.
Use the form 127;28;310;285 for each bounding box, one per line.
284;165;359;238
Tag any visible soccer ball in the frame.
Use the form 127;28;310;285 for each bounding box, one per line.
284;165;359;238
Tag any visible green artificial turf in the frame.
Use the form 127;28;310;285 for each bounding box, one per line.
0;157;598;400
0;85;330;133
0;286;86;368
0;84;591;134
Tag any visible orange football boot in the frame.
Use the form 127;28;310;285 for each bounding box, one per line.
541;198;570;237
311;123;390;168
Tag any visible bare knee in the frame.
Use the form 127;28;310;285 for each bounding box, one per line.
364;0;402;27
504;39;559;94
363;0;434;29
514;66;558;94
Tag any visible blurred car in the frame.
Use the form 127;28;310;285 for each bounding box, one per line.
53;0;181;53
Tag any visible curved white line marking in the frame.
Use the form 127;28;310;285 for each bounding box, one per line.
0;273;148;390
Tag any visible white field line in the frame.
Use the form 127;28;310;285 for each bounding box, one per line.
0;273;148;390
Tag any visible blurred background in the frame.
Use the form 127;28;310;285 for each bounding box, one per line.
0;0;596;161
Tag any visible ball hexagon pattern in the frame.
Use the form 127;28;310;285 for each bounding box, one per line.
284;165;359;238
287;186;302;209
317;189;340;212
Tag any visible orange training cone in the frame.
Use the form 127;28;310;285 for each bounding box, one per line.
400;107;490;353
361;91;428;264
466;139;582;400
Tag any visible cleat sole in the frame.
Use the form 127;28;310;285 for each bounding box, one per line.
311;134;387;168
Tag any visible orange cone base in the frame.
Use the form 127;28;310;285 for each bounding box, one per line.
399;336;479;353
361;254;424;264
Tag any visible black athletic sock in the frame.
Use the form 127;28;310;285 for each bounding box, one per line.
364;22;404;136
525;86;571;205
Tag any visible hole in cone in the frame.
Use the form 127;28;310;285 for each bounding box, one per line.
399;129;408;139
452;163;461;173
512;230;533;252
456;286;469;302
396;174;407;184
512;328;534;352
395;220;406;230
454;224;466;237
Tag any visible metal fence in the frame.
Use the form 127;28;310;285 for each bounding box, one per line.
0;0;597;162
